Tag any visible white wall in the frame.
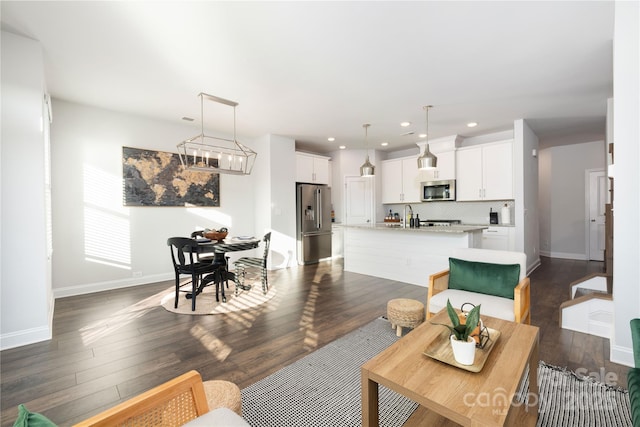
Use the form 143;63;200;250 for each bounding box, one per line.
0;31;296;349
1;32;53;349
261;134;297;269
611;0;640;366
538;148;552;256
50;100;262;297
513;120;540;272
538;141;605;259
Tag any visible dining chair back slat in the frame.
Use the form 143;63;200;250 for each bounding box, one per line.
233;232;271;295
167;237;220;311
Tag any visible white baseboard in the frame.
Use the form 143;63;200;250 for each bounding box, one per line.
527;257;541;275
1;293;56;351
3;274;173;350
0;325;52;351
610;343;635;368
53;273;174;298
539;250;587;260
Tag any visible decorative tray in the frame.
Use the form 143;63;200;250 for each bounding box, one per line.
423;327;501;373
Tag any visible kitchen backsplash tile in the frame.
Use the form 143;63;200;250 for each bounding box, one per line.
385;200;515;225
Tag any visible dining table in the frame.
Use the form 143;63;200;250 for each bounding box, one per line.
189;237;260;301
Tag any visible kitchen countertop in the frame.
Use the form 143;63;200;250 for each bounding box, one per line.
465;223;515;228
343;223;488;233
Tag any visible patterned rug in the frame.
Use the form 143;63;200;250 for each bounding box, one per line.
241;317;632;427
160;281;276;315
520;362;632;426
242;317;417;427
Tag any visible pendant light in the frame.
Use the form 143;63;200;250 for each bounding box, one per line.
417;105;437;170
360;123;375;177
177;92;257;175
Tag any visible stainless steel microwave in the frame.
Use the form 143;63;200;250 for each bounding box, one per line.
421;179;456;202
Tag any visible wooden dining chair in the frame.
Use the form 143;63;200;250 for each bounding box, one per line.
233;232;271;295
190;230;215;263
167;237;223;310
191;230;233;291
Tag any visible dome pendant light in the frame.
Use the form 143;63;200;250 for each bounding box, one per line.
360;123;375;177
417;105;437;170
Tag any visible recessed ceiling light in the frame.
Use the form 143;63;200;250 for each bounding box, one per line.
327;137;335;142
381;142;388;147
418;133;427;138
339;145;346;150
467;122;478;128
181;116;195;122
400;121;411;127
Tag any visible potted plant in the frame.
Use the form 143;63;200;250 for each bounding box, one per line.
432;299;481;365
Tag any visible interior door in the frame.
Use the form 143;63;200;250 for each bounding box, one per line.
344;176;373;225
588;169;606;261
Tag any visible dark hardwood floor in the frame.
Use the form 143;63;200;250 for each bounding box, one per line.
0;256;629;426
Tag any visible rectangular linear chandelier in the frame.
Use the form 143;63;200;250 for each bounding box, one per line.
177;92;256;176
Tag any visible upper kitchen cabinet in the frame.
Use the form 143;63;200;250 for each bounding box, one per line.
456;140;514;201
417;135;460;181
422;150;456;181
296;152;331;184
381;157;421;204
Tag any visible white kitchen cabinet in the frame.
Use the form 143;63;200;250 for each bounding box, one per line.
481;226;515;251
381;160;403;203
381;157;421;203
296;152;330;184
456;141;513;201
401;158;421;202
422;150;456;181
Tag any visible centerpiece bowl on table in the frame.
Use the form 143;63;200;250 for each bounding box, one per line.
204;229;228;241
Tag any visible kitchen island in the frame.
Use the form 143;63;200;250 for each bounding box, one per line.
343;224;487;287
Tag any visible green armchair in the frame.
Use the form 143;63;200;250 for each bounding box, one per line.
629;318;640;426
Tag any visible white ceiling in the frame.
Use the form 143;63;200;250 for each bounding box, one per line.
1;1;614;153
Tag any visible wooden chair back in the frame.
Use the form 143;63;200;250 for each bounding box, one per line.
73;370;209;427
261;232;272;267
167;237;199;271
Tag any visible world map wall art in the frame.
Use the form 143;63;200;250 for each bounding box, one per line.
122;146;220;207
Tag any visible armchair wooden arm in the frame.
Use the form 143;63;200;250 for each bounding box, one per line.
514;276;531;324
73;370;209;427
426;269;450;319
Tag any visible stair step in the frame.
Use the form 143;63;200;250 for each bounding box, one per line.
559;295;613;339
560;272;613;339
569;273;611;298
574;287;610;298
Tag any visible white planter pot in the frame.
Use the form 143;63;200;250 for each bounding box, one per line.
450;335;476;365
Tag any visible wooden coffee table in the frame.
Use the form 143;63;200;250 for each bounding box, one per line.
361;309;539;426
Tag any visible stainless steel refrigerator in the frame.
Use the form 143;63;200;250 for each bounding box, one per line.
296;183;332;265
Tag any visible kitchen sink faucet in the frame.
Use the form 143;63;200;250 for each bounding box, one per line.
403;205;413;229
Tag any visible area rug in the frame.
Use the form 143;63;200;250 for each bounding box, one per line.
241;317;632;427
160;282;276;315
241;317;418;427
519;362;632;427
